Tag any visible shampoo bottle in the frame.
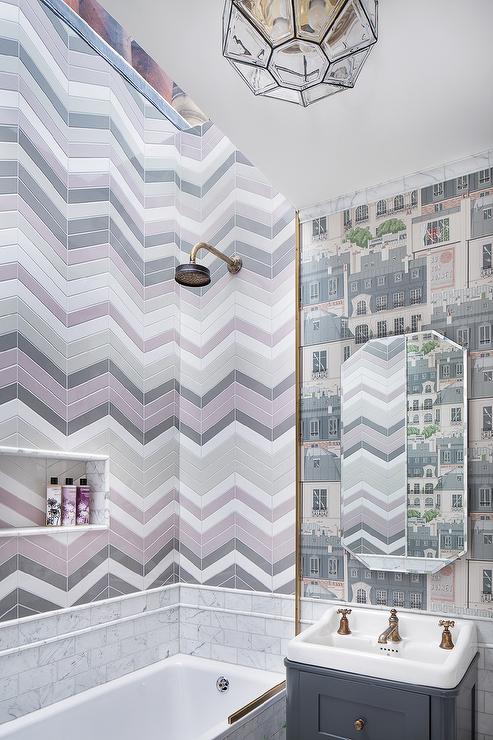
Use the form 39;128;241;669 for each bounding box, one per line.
46;477;62;526
61;478;77;526
76;478;90;525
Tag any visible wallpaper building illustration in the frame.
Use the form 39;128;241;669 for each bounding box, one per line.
300;162;493;615
0;0;296;620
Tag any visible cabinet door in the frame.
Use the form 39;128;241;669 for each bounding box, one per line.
297;672;430;740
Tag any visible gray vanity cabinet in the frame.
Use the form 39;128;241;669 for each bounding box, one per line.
285;655;478;740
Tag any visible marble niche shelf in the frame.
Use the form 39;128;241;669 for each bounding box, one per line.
0;446;110;537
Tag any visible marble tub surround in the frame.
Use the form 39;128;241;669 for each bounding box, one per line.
0;585;180;724
180;586;295;673
0;584;292;724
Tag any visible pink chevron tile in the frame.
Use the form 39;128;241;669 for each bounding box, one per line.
202;526;235;559
67;530;108;564
143;490;178;523
110;529;142;563
0;486;44;526
144;525;177;561
18;368;67;418
17;267;66;323
19;536;67;574
0;537;17;563
67;386;109;421
68;375;109;405
0;365;17;388
68;244;110;266
109;518;143;550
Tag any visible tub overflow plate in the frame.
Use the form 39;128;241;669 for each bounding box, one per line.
216;676;230;693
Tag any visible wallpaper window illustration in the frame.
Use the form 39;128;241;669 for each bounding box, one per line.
300;165;493;615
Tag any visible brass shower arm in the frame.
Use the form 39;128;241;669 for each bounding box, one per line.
189;242;242;274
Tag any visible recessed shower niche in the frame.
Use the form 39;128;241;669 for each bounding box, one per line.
341;331;467;574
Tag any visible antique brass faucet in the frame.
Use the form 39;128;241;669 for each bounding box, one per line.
378;608;402;644
337;608;352;635
438;620;455;650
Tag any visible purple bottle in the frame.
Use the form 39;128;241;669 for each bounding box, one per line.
76;478;91;525
61;478;77;526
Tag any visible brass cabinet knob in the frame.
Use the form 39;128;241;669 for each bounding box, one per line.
354;718;365;731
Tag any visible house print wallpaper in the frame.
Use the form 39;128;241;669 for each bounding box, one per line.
300;161;493;616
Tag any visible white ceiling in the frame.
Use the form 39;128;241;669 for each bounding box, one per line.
98;0;493;210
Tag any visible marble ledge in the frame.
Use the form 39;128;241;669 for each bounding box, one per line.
0;446;109;461
0;586;181;653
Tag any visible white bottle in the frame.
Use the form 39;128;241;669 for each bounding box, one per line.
46;477;62;526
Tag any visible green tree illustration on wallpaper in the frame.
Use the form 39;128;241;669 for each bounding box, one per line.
376;218;406;237
421;340;440;354
345;226;373;248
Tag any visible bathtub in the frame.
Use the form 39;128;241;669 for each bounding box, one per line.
0;655;285;740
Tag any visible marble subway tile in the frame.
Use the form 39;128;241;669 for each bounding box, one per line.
120;593;147;618
38;677;76;707
18;663;56;693
19;617;57;645
180;607;212;625
0;647;40;679
237;648;267;670
236;615;266;635
0;691;40;724
0;676;18;703
74;628;107;653
90;642;120;667
56;608;91;636
38;637;75;666
265;620;294;639
90;601;122;626
57;652;90;680
74;666;107;694
251;634;281;654
0;625;19;651
224;592;253;613
180;638;211;659
211;643;237;663
105;655;135;682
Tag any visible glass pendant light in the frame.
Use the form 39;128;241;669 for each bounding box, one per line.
223;0;378;106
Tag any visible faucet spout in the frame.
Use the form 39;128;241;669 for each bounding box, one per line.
377;608;401;644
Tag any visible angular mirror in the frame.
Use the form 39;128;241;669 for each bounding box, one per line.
341;330;467;574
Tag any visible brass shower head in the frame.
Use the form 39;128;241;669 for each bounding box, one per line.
174;242;242;288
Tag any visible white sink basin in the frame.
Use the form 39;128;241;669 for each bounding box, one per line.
287;606;477;689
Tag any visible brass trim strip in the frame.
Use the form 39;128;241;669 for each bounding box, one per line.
227;680;286;725
294;212;302;636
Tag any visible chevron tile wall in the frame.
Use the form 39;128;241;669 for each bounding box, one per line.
341;336;407;558
0;0;296;620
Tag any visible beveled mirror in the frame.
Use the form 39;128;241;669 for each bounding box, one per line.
341;330;467;574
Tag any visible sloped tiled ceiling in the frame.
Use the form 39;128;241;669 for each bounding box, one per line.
98;0;493;209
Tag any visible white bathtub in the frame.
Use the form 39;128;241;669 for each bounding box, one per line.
0;655;284;740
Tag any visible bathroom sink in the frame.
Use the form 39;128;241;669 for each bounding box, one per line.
287;606;477;689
